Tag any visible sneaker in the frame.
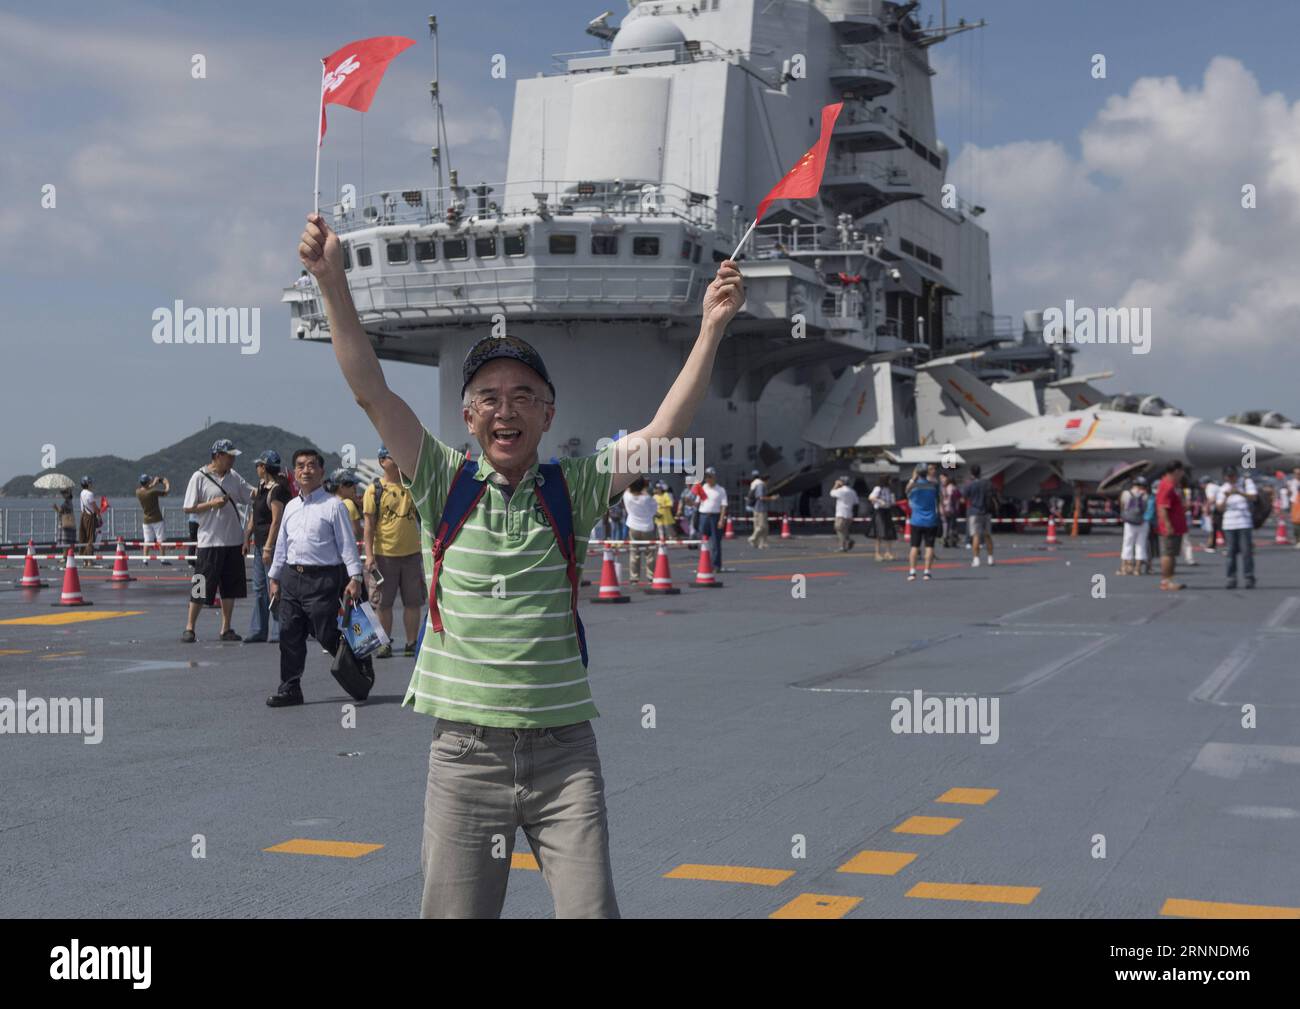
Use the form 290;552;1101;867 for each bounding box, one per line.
1246;578;1256;590
907;571;917;582
181;629;196;643
923;571;932;581
403;643;416;657
376;643;393;659
971;557;980;568
219;629;242;642
987;557;995;566
161;559;173;567
1225;580;1237;590
243;635;268;644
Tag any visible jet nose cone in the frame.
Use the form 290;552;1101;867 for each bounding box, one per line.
1186;421;1280;467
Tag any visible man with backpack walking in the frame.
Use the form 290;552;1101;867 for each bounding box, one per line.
181;439;254;641
1118;476;1150;576
297;211;745;919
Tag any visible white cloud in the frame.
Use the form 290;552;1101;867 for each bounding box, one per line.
952;56;1300;371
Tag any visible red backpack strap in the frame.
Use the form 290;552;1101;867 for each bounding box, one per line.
533;462;588;668
428;459;487;633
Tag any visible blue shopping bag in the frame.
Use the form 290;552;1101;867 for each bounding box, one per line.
339;600;389;659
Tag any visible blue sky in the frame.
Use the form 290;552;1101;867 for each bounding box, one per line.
2;0;1299;483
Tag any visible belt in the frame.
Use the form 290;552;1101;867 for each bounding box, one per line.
290;563;339;573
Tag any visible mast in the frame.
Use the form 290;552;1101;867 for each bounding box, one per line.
429;14;453;215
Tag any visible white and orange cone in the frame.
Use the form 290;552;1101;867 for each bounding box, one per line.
1276;519;1289;546
691;544;723;588
16;540;48;588
645;543;681;595
780;516;792;539
1045;517;1058;545
590;548;630;603
109;536;135;583
52;549;93;606
723;517;735;540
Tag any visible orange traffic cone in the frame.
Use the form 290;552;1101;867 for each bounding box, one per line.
1276;519;1289;545
1046;517;1058;545
16;540;48;588
52;549;93;606
780;516;792;539
590;548;630;603
723;517;735;540
691;544;723;587
1216;529;1225;548
646;543;681;595
110;537;135;583
903;517;912;540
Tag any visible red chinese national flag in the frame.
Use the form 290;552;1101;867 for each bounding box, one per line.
319;36;416;145
754;102;843;224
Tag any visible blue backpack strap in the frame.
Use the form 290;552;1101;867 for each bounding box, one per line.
428;458;487;633
533;462;588;668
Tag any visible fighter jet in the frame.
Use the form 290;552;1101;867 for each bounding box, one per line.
893;353;1281;494
1218;411;1300;470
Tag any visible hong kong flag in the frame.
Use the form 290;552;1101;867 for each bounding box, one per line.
731;102;843;257
318;36;416;145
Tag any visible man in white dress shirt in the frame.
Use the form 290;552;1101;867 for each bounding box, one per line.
266;448;364;707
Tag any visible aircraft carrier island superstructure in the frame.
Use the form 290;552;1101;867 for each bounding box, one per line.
285;0;1066;492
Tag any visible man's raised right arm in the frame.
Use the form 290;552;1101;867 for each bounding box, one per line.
298;212;422;477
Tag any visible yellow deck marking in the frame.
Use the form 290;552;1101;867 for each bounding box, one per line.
0;611;144;626
1161;898;1300;919
770;893;862;919
0;649;33;655
837;850;918;876
40;651;86;660
663;864;795;886
906;882;1040;905
264;839;384;859
512;852;539;870
893;815;962;836
937;787;999;805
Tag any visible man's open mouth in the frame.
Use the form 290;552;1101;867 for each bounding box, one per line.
492;428;522;445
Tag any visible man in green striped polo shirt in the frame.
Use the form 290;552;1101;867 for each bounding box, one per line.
298;211;744;919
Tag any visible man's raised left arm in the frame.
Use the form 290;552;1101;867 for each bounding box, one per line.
608;261;745;497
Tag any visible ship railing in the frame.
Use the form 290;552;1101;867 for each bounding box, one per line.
832;40;902;77
824;155;911;188
0;507;193;545
289;264;705;320
326;180;716;234
749;221;881;258
837;101;902;130
551;38;739;74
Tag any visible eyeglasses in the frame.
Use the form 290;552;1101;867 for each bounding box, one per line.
468;392;553;416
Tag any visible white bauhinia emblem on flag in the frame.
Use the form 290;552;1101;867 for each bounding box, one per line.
322;54;361;94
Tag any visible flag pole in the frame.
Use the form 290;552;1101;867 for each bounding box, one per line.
730;218;757;262
313;59;326;215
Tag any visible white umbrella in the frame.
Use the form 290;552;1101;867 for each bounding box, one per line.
34;473;75;491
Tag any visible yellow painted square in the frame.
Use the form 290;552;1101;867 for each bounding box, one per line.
663;864;795;886
1161;898;1300;919
770;893;862;919
264;839;384;859
906;881;1040;905
512;852;540;870
837;850;917;876
936;787;999;805
0;610;144;626
893;815;962;836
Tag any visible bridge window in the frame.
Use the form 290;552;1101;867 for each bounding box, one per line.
342;243;352;271
504;234;527;257
475;236;498;258
632;236;660;256
692;243;702;263
355;245;373;268
680;239;692;260
443;238;468;260
549;234;577;254
591;234;618;256
386;241;408;264
415;240;437;262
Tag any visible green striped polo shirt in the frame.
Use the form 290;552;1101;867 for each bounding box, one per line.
400;428;615;728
